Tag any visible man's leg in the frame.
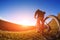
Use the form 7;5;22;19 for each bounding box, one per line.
40;20;45;33
36;18;40;32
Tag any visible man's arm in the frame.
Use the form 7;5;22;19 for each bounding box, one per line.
34;12;37;19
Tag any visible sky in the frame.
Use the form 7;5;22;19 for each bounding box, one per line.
0;0;60;26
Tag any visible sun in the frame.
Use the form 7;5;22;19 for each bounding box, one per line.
19;19;35;26
20;20;30;26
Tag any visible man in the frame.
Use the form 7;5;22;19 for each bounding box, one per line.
34;9;45;33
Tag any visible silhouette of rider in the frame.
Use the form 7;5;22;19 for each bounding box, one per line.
34;9;45;33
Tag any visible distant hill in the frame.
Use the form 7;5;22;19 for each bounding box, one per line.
0;19;35;32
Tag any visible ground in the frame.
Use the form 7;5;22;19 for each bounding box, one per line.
0;30;60;40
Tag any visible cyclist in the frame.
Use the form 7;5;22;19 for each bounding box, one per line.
34;9;45;33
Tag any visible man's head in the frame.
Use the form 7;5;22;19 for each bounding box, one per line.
35;9;45;15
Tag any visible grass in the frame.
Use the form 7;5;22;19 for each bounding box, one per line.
0;28;60;40
0;30;47;40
